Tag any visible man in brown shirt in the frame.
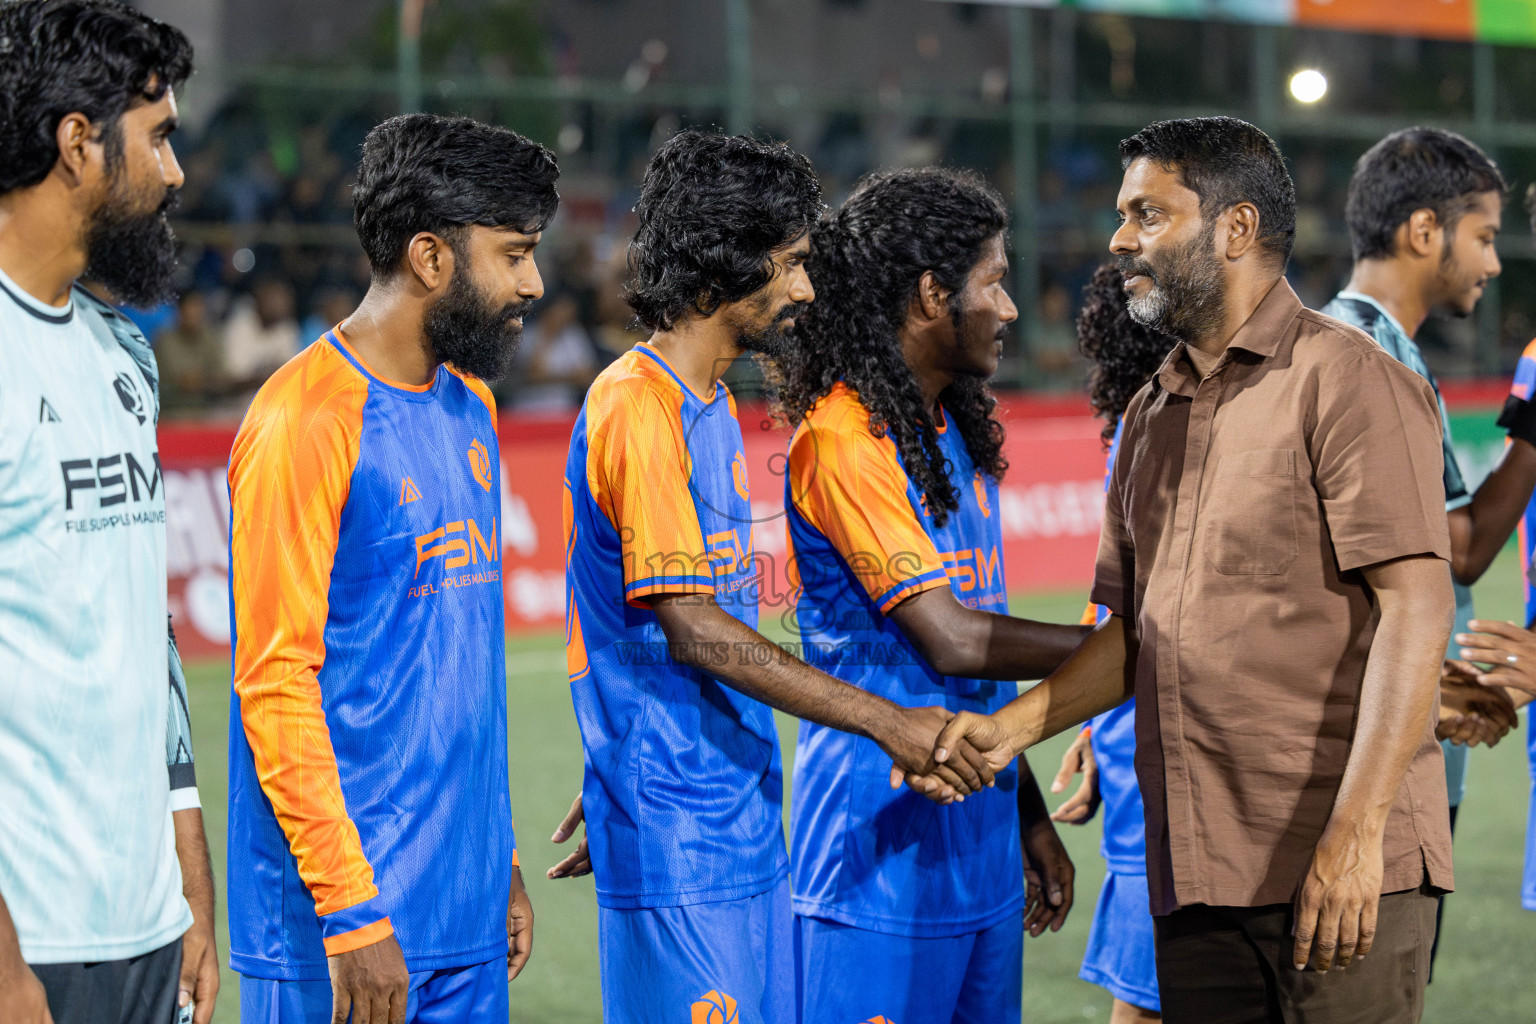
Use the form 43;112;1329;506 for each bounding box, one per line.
920;118;1455;1022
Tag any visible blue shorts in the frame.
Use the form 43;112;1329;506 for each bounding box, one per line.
1080;870;1160;1012
598;874;794;1024
794;911;1022;1024
238;957;506;1024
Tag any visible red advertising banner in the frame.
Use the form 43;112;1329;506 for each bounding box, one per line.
159;398;1112;658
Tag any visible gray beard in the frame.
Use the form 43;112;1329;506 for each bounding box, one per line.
1126;287;1171;330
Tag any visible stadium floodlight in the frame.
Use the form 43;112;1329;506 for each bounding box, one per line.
1289;68;1328;104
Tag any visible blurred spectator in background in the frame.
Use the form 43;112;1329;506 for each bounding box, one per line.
298;284;361;344
155;291;229;415
1031;281;1088;388
508;290;598;412
224;275;301;386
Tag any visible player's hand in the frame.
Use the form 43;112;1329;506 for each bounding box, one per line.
876;705;996;803
1437;661;1517;747
0;951;54;1024
1021;818;1075;936
1457;620;1536;695
1049;728;1101;825
887;709;1018;802
547;793;592;879
507;865;534;982
178;902;220;1024
1291;824;1385;973
327;930;409;1024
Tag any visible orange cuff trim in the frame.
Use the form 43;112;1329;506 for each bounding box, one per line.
322;917;394;957
512;849;520;867
875;572;951;615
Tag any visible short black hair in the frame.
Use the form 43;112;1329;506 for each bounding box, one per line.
1346;128;1506;261
1120;116;1296;267
626;130;823;331
353;113;559;278
0;0;193;195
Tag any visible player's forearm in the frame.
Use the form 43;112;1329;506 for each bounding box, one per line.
652;595;903;741
991;615;1134;758
1451;438;1536;584
890;588;1090;680
173;808;217;927
1328;559;1452;837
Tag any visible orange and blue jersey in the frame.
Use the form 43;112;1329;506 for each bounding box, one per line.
1506;337;1536;912
226;330;513;979
785;383;1022;937
563;343;783;909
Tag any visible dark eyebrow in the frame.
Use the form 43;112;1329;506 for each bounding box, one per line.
154;116;179;136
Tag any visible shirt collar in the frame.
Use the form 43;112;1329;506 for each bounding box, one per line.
1333;290;1411;340
1156;278;1303;397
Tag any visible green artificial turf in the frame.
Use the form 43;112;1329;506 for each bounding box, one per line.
187;560;1534;1022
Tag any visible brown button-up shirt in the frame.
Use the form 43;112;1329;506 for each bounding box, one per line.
1091;279;1454;915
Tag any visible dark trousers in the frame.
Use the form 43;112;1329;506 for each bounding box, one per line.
30;938;182;1024
1153;886;1436;1024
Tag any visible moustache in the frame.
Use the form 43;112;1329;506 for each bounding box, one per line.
775;301;809;324
497;298;535;326
1115;255;1156;283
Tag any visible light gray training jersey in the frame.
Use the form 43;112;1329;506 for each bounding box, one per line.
0;265;195;963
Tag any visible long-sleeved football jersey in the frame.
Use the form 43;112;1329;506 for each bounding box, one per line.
227;329;513;979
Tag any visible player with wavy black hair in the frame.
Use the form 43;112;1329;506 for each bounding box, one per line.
0;0;194;307
349;113;558;381
625;129;822;348
226;112;557;1024
552;137;1007;1024
774;167;1087;1024
1077;263;1176;447
0;4;220;1024
353;114;558;278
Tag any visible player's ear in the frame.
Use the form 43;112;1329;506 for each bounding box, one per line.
404;231;450;292
54;111;96;186
914;269;949;323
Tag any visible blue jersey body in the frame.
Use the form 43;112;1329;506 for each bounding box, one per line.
1089;419;1148;874
786;385;1022;938
227;333;511;978
564;345;783;910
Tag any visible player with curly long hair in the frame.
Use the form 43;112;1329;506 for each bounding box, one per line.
1051;264;1174;1024
772;167;1089;1024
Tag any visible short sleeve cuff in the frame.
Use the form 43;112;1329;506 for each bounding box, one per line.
1089;580;1126;618
1332;537;1450;573
872;569;950;614
168;785;201;812
625;575;714;606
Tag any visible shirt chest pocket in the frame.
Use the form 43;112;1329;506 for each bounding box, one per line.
1201;448;1297;575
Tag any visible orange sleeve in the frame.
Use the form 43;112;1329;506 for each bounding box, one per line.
586;377;715;604
788;408;950;614
228;347;391;952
